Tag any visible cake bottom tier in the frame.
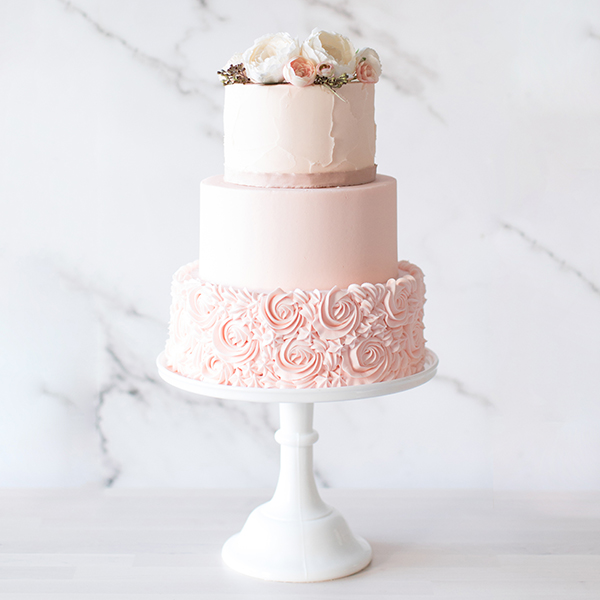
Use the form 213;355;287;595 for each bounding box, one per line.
164;261;427;389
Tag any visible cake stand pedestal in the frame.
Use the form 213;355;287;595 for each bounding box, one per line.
157;349;438;582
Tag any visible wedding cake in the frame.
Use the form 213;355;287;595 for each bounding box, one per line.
164;30;427;389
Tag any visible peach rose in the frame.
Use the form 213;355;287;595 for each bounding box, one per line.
283;56;317;87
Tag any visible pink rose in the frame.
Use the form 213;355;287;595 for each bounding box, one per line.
274;337;326;387
349;282;385;313
402;320;426;364
165;336;192;374
213;318;259;366
259;289;305;337
187;284;221;330
314;287;360;340
355;47;382;83
200;349;234;385
168;302;196;350
283;56;317;86
341;337;396;385
398;260;426;298
173;262;195;284
383;275;419;328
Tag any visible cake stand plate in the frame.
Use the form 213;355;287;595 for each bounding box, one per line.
157;349;438;582
156;349;438;404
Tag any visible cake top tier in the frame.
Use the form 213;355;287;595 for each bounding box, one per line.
218;30;382;189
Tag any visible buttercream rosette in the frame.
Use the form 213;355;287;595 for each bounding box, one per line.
164;261;426;389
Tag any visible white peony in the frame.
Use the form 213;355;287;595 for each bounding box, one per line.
242;32;300;84
301;29;356;77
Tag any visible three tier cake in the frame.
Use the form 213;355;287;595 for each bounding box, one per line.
164;30;427;389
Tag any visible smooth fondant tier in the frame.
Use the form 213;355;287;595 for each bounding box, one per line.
199;175;398;292
223;82;376;188
164;260;426;389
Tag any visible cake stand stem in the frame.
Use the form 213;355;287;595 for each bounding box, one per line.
221;401;372;582
268;403;330;520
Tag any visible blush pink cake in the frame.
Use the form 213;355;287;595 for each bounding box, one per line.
164;30;427;389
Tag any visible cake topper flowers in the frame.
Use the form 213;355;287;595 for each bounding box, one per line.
218;29;381;89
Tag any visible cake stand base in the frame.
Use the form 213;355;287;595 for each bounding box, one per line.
222;504;371;582
157;349;438;583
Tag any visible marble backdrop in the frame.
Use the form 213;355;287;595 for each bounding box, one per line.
1;0;599;490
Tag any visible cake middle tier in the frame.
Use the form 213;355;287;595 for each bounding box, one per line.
199;174;398;291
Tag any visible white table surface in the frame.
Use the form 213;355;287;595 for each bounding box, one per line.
0;488;599;599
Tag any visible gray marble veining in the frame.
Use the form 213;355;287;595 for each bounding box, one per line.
501;221;600;296
1;0;599;490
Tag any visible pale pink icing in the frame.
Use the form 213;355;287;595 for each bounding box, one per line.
199;175;398;291
164;261;427;389
223;83;376;189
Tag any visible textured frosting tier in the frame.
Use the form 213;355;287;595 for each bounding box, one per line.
199;175;398;291
165;261;426;389
223;82;376;188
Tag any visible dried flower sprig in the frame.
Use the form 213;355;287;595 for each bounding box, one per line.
313;72;354;90
217;63;250;85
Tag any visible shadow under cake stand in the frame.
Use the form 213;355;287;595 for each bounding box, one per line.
157;349;438;583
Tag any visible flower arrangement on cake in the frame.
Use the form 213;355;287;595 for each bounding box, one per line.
218;29;382;89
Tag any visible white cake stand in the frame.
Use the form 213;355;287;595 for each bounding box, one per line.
157;349;438;582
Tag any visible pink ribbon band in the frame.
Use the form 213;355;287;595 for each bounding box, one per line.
224;165;377;189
